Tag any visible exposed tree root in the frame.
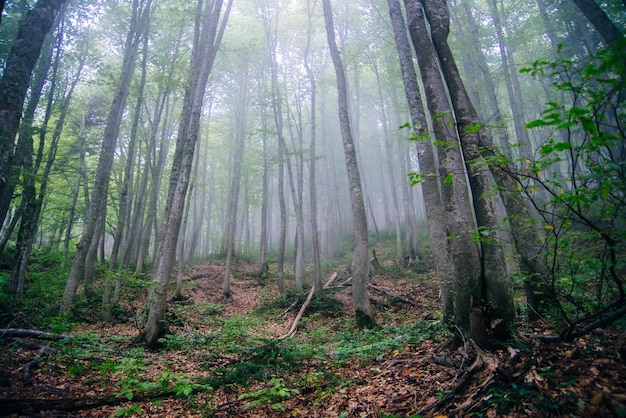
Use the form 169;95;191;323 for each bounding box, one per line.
23;344;53;382
415;342;500;417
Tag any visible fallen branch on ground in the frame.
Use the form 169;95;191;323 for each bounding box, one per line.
367;283;417;307
323;272;339;289
23;344;53;382
0;329;71;340
278;286;315;340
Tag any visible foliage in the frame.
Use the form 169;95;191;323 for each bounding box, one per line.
331;321;438;362
512;40;626;338
238;377;300;412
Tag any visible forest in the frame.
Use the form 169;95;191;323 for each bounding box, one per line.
0;0;624;416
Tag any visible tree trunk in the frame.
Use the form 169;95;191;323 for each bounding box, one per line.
571;0;623;46
323;0;375;329
61;0;150;315
0;0;67;228
486;0;532;162
403;0;482;338
138;0;231;348
223;63;248;300
423;0;515;338
387;0;454;320
304;0;323;296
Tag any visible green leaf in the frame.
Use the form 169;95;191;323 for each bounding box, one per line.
525;119;546;129
443;173;454;185
553;142;572;151
125;389;134;400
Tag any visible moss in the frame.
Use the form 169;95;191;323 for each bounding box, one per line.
354;309;378;329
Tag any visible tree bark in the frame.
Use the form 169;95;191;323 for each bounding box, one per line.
61;0;151;315
138;0;231;348
304;0;323;296
423;0;515;337
323;0;375;328
223;63;248;299
388;0;454;319
571;0;623;46
0;0;67;228
403;0;482;337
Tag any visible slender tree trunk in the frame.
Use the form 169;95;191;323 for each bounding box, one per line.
61;0;150;315
257;92;270;280
323;0;375;328
223;64;248;299
305;0;322;296
261;5;288;294
486;0;531;161
138;0;231;348
457;0;512;156
12;37;83;295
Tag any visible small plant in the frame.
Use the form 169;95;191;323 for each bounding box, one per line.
114;404;143;417
238;377;300;412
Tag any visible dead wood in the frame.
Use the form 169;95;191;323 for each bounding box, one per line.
23;344;53;382
417;343;497;416
0;388;178;415
367;283;417;307
275;298;299;319
0;328;72;340
323;272;339;289
278;286;315;340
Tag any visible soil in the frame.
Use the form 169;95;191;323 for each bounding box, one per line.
1;260;626;417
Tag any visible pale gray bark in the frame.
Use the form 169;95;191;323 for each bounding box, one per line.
61;0;150;315
404;0;481;336
223;64;248;299
388;0;454;319
138;0;231;348
304;0;323;296
323;0;375;328
424;0;515;336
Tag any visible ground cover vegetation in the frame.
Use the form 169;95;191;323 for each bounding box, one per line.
0;0;625;416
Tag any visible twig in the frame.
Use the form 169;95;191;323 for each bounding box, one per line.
275;298;299;319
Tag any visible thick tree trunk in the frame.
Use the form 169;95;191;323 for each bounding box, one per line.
423;0;515;337
0;0;67;228
571;0;623;46
323;0;375;329
388;0;454;319
403;0;482;337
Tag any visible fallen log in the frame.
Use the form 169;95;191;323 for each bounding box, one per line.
0;329;71;340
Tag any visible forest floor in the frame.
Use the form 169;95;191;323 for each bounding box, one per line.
1;258;626;417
